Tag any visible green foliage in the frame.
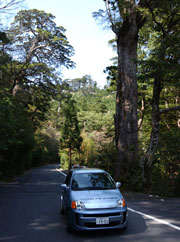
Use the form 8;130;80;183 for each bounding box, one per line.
0;92;35;179
0;8;75;180
41;126;60;163
31;129;47;166
30;125;60;166
100;0;180;196
31;126;60;166
91;143;117;176
80;132;97;166
9;9;75;69
60;98;83;168
74;90;115;133
59;151;69;170
104;65;117;92
0;2;180;199
61;99;82;150
63;78;116;170
67;75;97;95
0;31;10;45
4;9;75;100
149;127;180;197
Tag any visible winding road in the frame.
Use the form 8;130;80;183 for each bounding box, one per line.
0;164;180;242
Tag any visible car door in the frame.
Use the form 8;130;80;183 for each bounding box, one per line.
63;171;72;209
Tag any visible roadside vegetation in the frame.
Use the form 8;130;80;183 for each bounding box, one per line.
0;0;180;197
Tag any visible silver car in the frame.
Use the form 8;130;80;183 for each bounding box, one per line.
60;168;128;233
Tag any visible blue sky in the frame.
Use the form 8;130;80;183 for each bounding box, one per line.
25;0;116;87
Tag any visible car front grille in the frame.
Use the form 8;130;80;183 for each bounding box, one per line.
75;211;126;228
84;221;120;228
83;212;121;217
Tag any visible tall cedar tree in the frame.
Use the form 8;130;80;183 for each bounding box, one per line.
95;0;147;179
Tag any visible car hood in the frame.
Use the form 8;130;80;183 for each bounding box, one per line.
71;189;123;209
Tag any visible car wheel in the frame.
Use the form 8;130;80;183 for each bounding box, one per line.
66;212;73;233
121;222;128;231
60;195;65;215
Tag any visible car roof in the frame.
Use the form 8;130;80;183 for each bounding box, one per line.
71;168;106;174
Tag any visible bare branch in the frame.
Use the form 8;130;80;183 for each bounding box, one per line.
105;0;119;34
105;1;115;30
0;0;23;12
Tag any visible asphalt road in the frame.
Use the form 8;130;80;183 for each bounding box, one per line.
0;164;180;242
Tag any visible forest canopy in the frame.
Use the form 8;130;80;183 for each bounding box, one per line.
0;0;180;197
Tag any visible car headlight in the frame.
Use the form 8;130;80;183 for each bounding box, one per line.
71;201;85;210
117;199;126;208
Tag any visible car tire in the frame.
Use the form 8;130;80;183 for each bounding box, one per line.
66;213;74;233
60;195;65;215
121;222;128;231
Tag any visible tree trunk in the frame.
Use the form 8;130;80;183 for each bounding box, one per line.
115;13;139;179
146;78;162;166
140;78;162;182
68;146;72;170
147;79;162;166
11;35;40;96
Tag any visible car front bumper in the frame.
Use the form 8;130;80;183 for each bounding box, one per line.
69;207;128;231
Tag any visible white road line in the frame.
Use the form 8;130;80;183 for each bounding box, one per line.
56;168;66;176
128;207;180;231
56;168;180;232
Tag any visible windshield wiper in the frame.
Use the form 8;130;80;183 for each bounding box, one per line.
72;186;115;191
80;187;109;190
72;187;93;191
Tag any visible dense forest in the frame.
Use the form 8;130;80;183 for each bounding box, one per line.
0;0;180;197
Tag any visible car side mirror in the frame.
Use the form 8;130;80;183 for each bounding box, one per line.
61;184;67;188
116;182;121;188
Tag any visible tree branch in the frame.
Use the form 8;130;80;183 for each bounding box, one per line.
160;106;180;114
105;0;118;34
138;97;145;130
0;0;23;12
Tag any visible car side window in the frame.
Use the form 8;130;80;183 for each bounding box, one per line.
65;171;72;187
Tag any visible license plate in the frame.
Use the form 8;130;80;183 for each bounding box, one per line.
96;217;109;225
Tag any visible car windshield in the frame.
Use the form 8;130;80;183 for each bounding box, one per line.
71;172;116;191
